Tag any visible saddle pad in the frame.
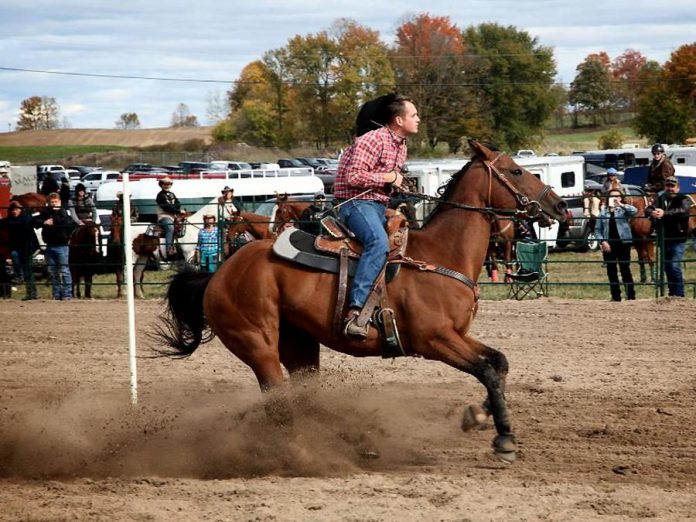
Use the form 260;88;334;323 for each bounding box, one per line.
273;229;400;282
273;228;358;277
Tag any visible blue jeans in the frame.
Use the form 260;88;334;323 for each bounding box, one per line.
200;251;217;273
664;241;686;297
159;217;175;252
10;250;25;281
45;245;72;300
339;200;388;309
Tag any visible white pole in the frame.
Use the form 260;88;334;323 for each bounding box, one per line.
122;173;138;405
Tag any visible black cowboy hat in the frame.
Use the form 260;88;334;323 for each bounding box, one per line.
221;186;233;194
355;93;398;137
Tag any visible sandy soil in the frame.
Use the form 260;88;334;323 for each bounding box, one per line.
1;297;695;521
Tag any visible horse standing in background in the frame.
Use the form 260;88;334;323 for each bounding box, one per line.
106;214;125;298
69;224;102;298
10;193;47;213
625;194;655;283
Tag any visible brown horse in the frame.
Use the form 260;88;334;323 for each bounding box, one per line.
10;192;47;213
68;224;102;298
106;214;125;298
155;140;567;462
624;194;655;283
485;217;517;283
224;208;303;258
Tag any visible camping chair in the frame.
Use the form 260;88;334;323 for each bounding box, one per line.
507;240;549;300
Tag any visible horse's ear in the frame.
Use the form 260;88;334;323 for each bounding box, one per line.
468;139;497;161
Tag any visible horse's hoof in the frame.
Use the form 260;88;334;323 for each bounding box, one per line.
461;404;488;432
496;451;517;463
493;433;517;455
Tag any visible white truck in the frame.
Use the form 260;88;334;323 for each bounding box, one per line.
71;170;121;193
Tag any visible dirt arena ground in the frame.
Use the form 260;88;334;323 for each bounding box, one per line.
1;297;695;521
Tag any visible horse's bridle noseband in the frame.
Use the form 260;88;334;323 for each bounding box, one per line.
483;153;554;220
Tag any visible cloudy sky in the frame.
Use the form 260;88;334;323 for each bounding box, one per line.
1;0;694;130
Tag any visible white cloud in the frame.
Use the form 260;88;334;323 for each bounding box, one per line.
1;0;694;129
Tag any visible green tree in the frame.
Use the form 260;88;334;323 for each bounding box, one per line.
16;96;60;130
115;112;141;129
598;129;623;149
568;55;613;126
284;32;342;148
463;23;557;151
633;81;694;143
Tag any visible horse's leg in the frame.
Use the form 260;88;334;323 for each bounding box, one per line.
115;267;123;298
433;334;516;461
647;241;656;282
133;255;147;298
85;271;93;299
278;320;320;377
71;268;81;298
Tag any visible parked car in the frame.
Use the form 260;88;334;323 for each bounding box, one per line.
64;169;82;182
209;160;253;171
295;157;321;169
73;170;120;193
37;164;68;183
178;161;210;175
122;163;153;174
70;165;103;177
278;158;306;168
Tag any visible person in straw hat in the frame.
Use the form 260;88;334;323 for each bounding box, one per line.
194;212;219;273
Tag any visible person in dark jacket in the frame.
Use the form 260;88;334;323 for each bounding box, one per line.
59;178;71;208
645;176;690;297
645;143;675;194
70;183;97;224
4;201;39;299
40;176;59;196
298;192;327;236
34;192;76;300
156;177;184;257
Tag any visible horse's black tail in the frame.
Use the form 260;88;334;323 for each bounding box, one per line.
153;268;215;358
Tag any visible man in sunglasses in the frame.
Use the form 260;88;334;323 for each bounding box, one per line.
645;143;675;194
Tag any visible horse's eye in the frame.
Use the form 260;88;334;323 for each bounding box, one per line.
512;169;523;176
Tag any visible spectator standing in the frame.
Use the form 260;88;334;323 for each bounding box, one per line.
34;192;76;300
595;189;638;301
645;144;675;194
4;201;39;299
645;176;690;297
155;177;184;257
40;176;59;196
334;93;419;338
602;168;623;194
298;192;327;236
194;213;219;273
59;178;71;208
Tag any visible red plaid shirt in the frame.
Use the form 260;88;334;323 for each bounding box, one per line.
334;127;407;204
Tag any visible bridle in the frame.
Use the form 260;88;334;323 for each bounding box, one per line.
409;154;556;222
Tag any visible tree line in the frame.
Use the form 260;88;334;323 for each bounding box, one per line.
14;14;696;151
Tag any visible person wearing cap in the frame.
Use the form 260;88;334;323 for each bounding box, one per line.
595;188;638;301
217;186;243;222
156;177;184;257
298;192;328;236
194;212;219;273
334;93;419;339
111;191;139;222
646;144;675;194
4;200;39;299
645;176;690;297
70;182;97;225
602;168;623;194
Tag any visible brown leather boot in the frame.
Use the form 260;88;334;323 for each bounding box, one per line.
343;308;369;339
